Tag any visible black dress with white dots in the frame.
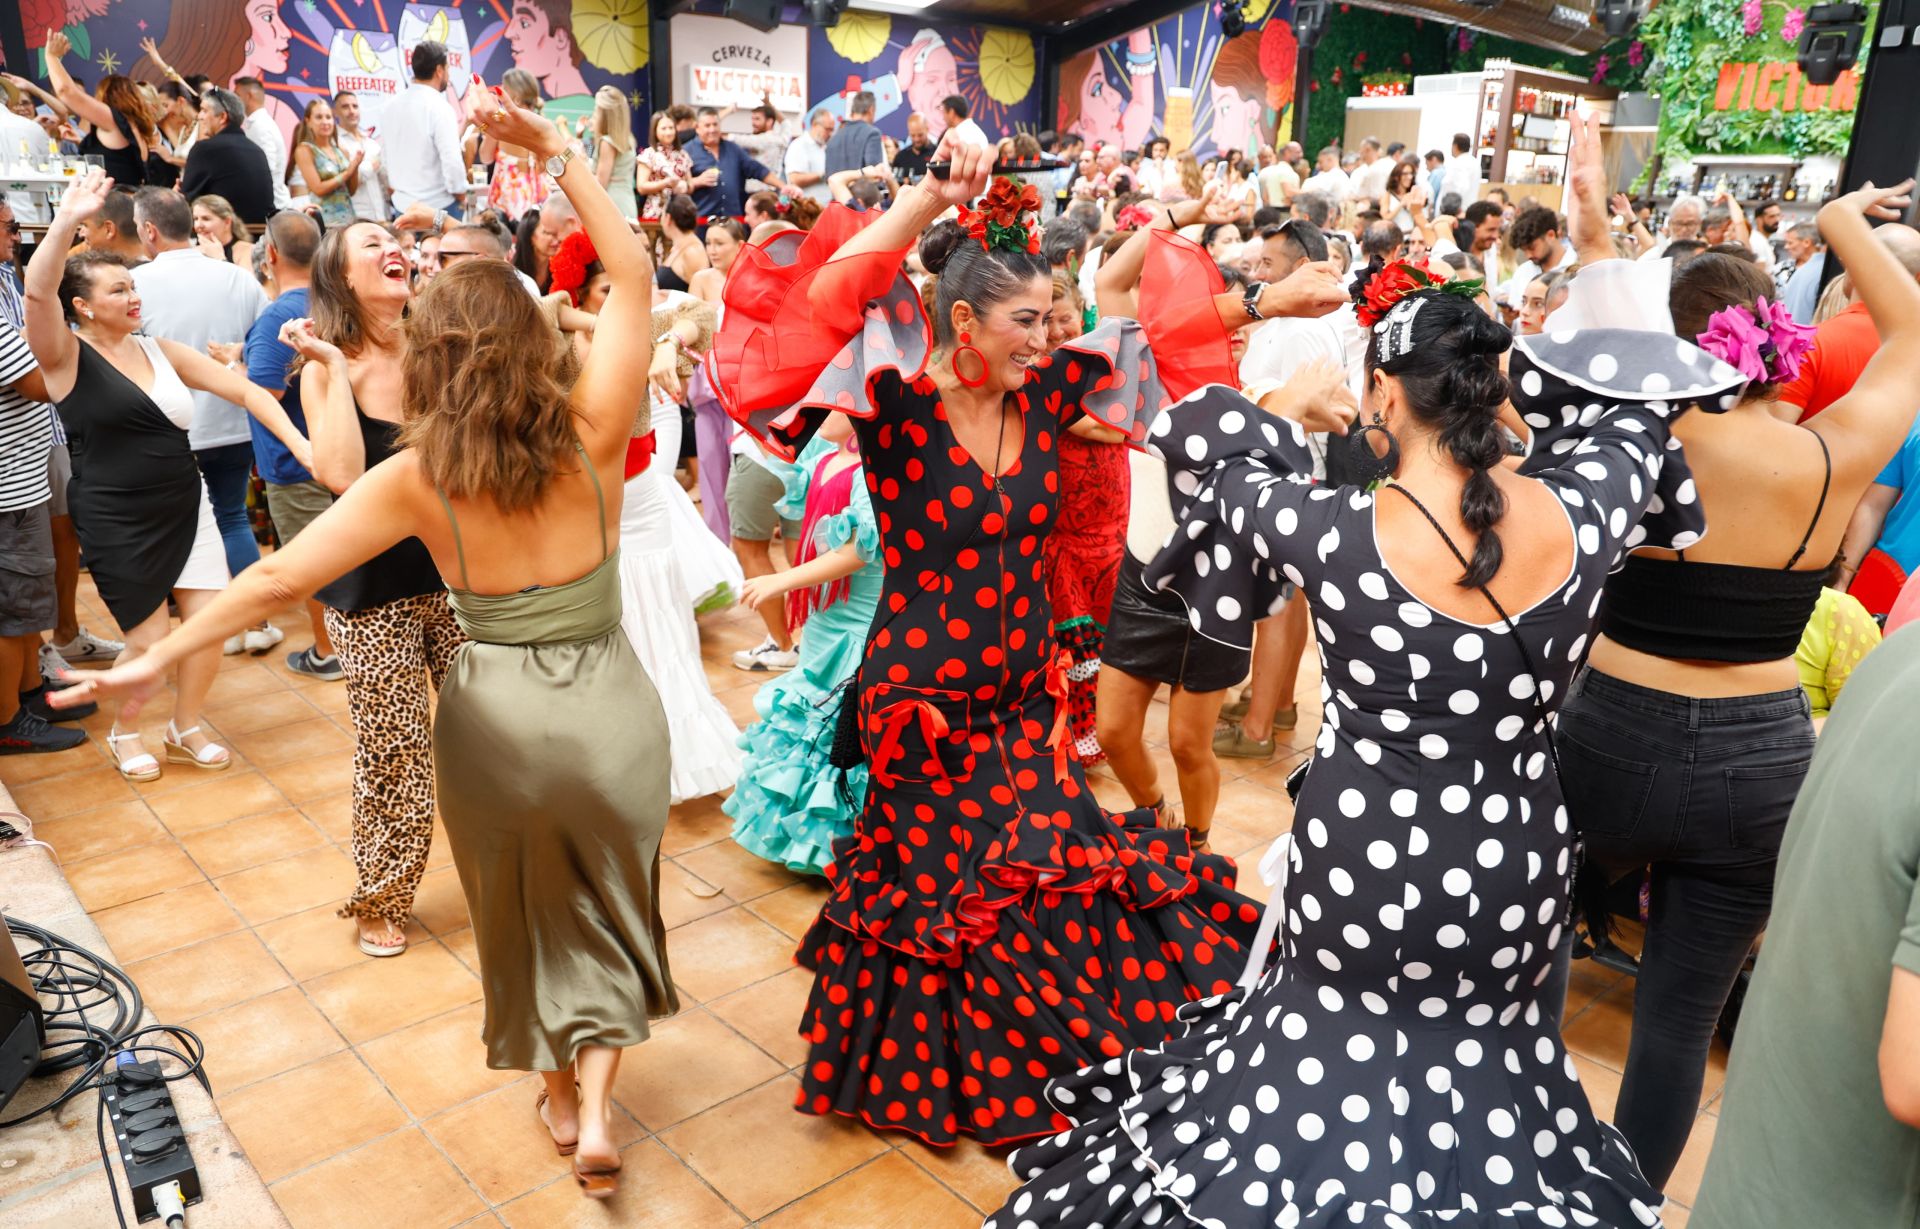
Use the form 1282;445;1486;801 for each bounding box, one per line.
985;328;1747;1229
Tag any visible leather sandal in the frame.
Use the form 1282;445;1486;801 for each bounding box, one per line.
1187;827;1213;856
163;721;230;771
535;1087;579;1157
573;1152;621;1199
108;728;160;782
1150;797;1179;830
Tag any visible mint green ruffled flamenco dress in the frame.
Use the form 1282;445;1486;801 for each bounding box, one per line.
726;439;883;876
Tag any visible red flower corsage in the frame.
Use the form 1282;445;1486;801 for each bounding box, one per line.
1355;260;1484;329
547;231;600;307
956;176;1044;256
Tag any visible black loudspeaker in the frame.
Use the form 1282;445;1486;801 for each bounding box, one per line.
723;0;782;33
1839;0;1920;215
0;914;46;1113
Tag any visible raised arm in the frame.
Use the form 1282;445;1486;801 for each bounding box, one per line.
472;84;654;463
138;37;196;99
43;31;119;139
4;73;70;119
280;324;367;492
1564;111;1618;269
159;338;314;472
1806;182;1920;483
803;138;994;316
21;168;115;395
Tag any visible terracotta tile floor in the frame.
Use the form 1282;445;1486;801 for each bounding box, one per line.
6;571;1721;1228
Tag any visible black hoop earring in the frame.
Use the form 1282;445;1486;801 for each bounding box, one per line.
1347;423;1401;489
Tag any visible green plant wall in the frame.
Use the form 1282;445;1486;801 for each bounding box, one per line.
1637;0;1872;161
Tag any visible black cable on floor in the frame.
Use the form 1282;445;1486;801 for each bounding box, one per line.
5;917;206;1229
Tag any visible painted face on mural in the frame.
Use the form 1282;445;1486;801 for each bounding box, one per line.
1208;82;1259;158
247;1;291;74
1076;71;1125;148
898;35;959;136
507;2;569;78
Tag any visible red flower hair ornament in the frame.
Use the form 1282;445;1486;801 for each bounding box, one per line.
547;231;600;307
956;177;1044;256
1356;259;1484;330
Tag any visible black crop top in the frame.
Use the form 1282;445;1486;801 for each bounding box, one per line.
1596;432;1831;663
313;401;444;612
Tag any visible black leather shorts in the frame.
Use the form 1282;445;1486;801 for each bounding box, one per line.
1099;553;1251;694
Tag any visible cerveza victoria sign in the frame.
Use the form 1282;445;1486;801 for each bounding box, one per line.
1711;62;1860;113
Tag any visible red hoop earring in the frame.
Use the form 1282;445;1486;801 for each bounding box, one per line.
951;330;990;388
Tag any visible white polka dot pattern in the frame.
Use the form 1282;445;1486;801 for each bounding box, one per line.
985;340;1714;1229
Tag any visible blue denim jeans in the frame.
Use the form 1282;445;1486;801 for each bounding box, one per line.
1550;667;1814;1190
195;442;260;578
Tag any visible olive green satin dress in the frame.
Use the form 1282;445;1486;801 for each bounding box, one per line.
430;456;679;1071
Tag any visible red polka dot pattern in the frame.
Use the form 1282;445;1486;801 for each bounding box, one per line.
790;354;1265;1149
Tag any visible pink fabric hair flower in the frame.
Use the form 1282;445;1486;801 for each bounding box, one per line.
1752;296;1815;381
1697;297;1815;385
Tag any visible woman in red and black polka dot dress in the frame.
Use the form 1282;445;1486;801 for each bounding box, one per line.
708;145;1348;1146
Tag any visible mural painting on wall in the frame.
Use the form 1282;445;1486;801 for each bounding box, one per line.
15;0;651;148
1054;0;1297;159
806;13;1040;141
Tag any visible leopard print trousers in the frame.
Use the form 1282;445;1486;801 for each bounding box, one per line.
325;591;467;925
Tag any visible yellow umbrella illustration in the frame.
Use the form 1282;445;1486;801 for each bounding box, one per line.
979;28;1036;105
573;0;650;75
826;11;892;63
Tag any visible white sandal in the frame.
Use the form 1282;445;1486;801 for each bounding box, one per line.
107;728;161;782
163;721;230;771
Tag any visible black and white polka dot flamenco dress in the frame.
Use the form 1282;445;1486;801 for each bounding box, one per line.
985;327;1748;1229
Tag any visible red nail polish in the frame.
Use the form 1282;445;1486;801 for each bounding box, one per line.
472;72;482;84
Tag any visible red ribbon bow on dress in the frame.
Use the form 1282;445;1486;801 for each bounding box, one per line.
1043;647;1073;785
869;697;952;789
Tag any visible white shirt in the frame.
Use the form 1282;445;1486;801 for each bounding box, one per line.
784;134;831;203
1349;157;1391;205
1301;168;1350;203
132;248;268;449
1238;315;1349;480
243;108;291;211
1748;227;1780;264
1502;241;1575;310
383;82;468;211
0;108;52;223
947;118;991;148
1439;152;1480;211
337;129;390;222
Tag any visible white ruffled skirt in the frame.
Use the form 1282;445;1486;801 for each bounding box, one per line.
617;466;743;803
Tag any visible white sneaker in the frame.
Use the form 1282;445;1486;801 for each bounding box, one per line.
52;627;124;662
243;624;286;656
37;642;75;683
731;636;799;672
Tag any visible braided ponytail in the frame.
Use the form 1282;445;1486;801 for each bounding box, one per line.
1367;290;1515;589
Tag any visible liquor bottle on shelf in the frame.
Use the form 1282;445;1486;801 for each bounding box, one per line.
1782;176;1799;202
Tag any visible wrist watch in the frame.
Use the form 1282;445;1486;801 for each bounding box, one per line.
544;146;576;179
1243;281;1268;321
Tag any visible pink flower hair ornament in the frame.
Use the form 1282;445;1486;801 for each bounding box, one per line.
1695;297;1816;385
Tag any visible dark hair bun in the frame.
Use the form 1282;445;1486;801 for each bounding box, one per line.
1456;298;1513;358
919;220;964;277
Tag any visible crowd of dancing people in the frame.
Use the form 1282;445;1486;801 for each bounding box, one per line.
6;36;1920;1226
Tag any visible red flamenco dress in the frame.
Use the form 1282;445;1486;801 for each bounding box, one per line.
707;206;1264;1147
1043;426;1128;765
